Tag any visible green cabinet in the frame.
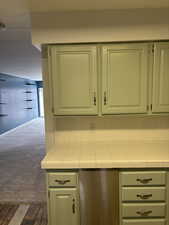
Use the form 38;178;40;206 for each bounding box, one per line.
152;42;169;113
102;44;149;114
119;170;168;225
49;188;80;225
48;42;169;116
50;45;98;115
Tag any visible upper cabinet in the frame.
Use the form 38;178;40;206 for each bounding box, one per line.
102;44;149;114
152;42;169;113
48;42;169;116
50;45;98;116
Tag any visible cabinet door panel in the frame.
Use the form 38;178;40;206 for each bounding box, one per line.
51;45;98;115
50;188;79;225
102;44;149;114
152;43;169;113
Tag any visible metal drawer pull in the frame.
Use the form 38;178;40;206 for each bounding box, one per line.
136;210;152;217
136;178;152;184
137;194;152;200
93;92;96;106
55;179;71;185
72;198;75;214
104;91;107;105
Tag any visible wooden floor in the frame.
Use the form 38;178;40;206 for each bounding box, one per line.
0;203;47;225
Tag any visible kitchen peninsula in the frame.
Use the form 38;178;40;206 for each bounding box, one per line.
41;42;169;225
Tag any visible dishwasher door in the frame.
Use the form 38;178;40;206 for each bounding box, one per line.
79;169;119;225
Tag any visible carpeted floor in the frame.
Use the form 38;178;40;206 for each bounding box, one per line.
0;118;46;202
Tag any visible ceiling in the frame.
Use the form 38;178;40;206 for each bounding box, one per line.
0;0;169;80
30;0;169;12
0;0;42;80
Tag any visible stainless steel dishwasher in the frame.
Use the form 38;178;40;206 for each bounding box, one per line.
79;169;119;225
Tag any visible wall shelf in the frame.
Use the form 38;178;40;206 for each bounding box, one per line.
25;83;36;86
24;107;33;110
24;91;32;93
0;114;8;117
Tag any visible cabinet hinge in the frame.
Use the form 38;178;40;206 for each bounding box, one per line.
152;45;155;53
48;191;50;198
147;105;149;111
49;48;52;57
42;45;48;59
150;104;153;111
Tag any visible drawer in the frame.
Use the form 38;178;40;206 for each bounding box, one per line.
121;171;166;186
48;172;77;187
122;219;165;225
122;187;166;202
122;203;166;218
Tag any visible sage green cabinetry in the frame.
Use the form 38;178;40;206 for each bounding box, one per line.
48;172;80;225
152;42;169;113
102;44;149;114
50;45;98;115
48;42;169;116
49;188;79;225
119;170;168;225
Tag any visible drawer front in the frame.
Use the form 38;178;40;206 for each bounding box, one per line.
123;219;165;225
122;187;166;202
121;171;166;186
122;203;166;218
48;172;77;187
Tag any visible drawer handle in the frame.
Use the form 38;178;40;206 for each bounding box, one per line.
93;91;96;106
136;178;152;184
72;198;75;214
137;194;152;200
136;210;152;217
55;179;71;185
104;91;107;105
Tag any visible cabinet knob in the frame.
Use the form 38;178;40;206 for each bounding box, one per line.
137;194;152;200
136;210;152;217
136;178;152;184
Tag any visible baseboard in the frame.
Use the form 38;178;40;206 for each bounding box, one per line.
0;117;41;137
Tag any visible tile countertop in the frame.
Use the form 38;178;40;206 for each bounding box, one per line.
41;140;169;169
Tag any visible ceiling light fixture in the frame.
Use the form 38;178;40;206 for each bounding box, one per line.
0;22;6;31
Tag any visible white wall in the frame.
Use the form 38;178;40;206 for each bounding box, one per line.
31;8;169;44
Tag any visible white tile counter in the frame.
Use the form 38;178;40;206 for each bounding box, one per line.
41;140;169;169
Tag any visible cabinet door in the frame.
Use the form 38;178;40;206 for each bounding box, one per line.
152;43;169;113
50;45;98;115
49;188;79;225
102;44;149;114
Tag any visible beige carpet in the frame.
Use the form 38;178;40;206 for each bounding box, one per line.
0;118;46;202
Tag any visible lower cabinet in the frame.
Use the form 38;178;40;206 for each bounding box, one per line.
47;172;80;225
46;169;169;225
120;170;168;225
49;188;80;225
123;219;166;225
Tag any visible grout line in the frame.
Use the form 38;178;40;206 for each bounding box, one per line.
8;204;30;225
